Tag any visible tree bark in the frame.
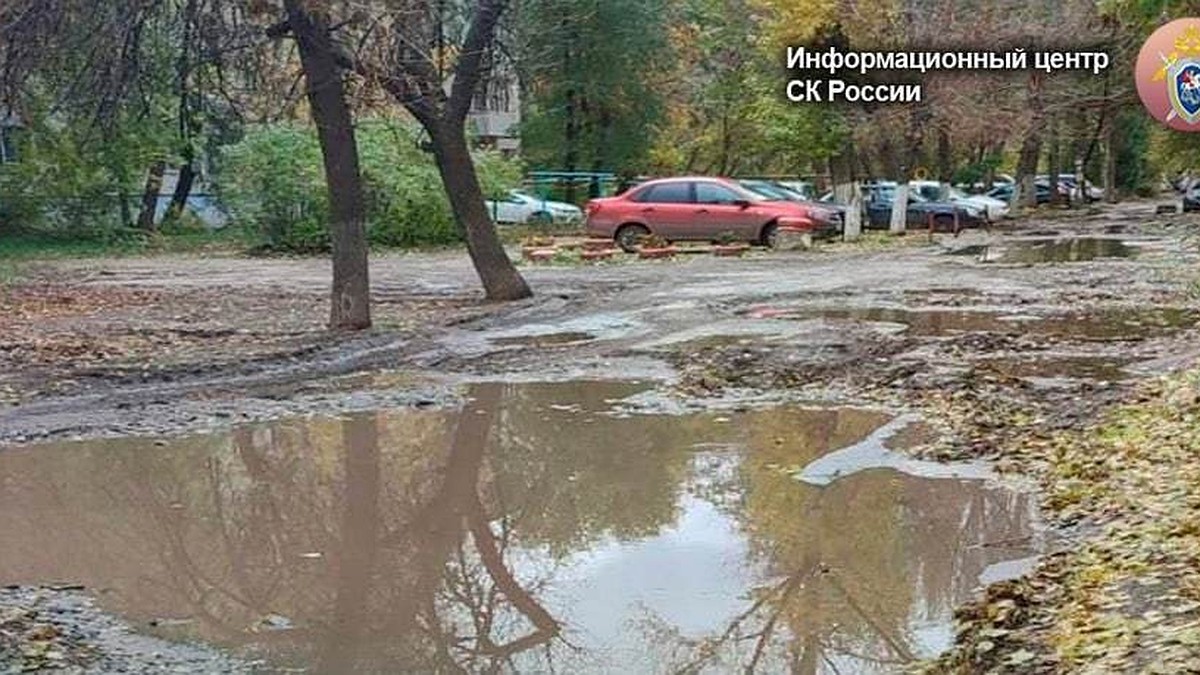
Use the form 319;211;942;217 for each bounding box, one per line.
561;15;578;204
430;123;531;301
889;183;908;235
1104;122;1118;204
165;159;196;224
380;0;531;302
284;0;371;330
1015;74;1044;209
837;182;862;242
1047;118;1062;205
137;160;166;231
936;127;953;183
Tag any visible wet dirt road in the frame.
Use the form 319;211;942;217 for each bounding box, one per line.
2;202;1200;672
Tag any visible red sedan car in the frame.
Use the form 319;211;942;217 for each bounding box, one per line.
585;177;832;251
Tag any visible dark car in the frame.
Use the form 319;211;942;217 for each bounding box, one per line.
1184;185;1200;212
861;184;983;230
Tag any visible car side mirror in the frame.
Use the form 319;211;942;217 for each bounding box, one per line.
733;199;751;209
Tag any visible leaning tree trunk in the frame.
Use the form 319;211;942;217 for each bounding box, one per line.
430;122;531;301
285;0;371;330
137;160;166;231
165;154;196;224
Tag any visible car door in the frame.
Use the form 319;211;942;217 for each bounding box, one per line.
633;181;697;238
488;194;527;224
693;182;760;241
865;191;891;228
506;195;534;223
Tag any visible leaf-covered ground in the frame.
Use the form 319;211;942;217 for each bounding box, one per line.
925;369;1200;673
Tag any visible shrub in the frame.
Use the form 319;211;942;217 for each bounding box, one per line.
215;119;521;253
0;121;166;243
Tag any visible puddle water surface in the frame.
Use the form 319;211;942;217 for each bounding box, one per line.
748;306;1199;340
0;382;1039;673
947;237;1140;264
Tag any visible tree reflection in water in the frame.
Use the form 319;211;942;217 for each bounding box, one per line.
640;407;1037;674
0;383;1037;674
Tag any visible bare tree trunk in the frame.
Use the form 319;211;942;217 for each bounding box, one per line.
1104;123;1118;204
165;158;196;224
1047;118;1063;205
284;0;371;330
561;10;578;205
1015;74;1044;209
889;183;909;235
379;0;531;302
835;182;862;241
137;160;166;231
431;123;531;301
936;127;952;183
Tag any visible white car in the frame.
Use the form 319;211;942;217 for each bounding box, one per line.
909;180;1008;221
485;191;583;225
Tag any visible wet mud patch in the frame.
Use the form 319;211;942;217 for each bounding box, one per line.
490;331;596;348
0;382;1040;673
972;355;1134;383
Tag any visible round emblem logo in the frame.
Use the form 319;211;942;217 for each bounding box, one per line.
1137;18;1200;131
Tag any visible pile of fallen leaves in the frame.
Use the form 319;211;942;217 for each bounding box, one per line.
924;369;1200;673
0;595;95;672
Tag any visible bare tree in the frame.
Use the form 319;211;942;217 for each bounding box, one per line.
276;0;372;329
365;0;532;301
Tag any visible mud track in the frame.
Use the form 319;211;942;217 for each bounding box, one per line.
2;203;1198;445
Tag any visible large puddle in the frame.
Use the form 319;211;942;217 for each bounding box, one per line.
746;306;1199;340
947;237;1140;264
0;382;1040;673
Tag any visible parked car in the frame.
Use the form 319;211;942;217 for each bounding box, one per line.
485;190;583;225
1031;175;1103;202
776;180;816;200
987;182;1052;205
861;183;984;230
1184;184;1200;212
585;176;831;251
740;179;844;235
1052;174;1104;202
909;180;1009;221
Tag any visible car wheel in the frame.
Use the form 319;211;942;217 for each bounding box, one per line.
528;211;553;226
615;224;650;253
760;223;780;249
932;213;956;231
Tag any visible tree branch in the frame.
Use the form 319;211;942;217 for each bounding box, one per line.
447;0;507;122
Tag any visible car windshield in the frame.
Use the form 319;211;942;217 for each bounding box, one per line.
738;180;791;201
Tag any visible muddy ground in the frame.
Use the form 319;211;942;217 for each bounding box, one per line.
2;201;1200;672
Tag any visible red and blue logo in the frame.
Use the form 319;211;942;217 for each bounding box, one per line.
1137;19;1200;131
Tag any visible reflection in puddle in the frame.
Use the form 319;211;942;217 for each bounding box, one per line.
794;415;995;486
0;383;1039;673
750;306;1199;340
947;237;1139;264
